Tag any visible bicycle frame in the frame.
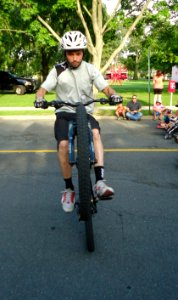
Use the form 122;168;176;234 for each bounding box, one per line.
68;120;96;166
68;118;97;218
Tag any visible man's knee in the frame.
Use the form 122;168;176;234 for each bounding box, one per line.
92;128;100;141
58;140;68;152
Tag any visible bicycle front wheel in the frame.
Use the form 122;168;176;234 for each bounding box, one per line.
76;103;95;252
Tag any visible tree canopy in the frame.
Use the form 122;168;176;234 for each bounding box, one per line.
0;0;177;79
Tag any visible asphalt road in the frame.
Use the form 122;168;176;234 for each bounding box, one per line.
0;116;178;300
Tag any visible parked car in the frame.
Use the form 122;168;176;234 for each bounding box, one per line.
0;70;39;95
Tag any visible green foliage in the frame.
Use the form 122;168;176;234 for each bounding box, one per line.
52;0;77;10
147;19;178;72
0;0;178;79
0;0;82;78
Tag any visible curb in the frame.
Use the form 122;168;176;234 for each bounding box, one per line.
0;105;176;112
0;115;154;120
0;106;176;121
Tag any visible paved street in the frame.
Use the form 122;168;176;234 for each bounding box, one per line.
0;116;178;300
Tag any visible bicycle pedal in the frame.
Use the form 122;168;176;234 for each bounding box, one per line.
91;206;97;214
75;202;80;214
99;196;113;200
75;201;79;208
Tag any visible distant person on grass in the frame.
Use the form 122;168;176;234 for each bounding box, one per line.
126;95;142;121
153;70;164;104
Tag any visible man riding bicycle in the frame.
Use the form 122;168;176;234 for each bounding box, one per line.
36;30;121;213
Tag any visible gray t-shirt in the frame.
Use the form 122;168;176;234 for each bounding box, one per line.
41;61;108;114
127;100;142;111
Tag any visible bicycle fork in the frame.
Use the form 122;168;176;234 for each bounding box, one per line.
68;121;98;220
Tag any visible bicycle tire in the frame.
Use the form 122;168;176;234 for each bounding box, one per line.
76;103;95;252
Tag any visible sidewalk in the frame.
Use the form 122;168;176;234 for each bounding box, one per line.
0;105;176;120
0;105;151;120
0;105;176;111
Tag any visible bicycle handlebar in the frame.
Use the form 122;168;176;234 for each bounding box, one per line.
34;97;123;109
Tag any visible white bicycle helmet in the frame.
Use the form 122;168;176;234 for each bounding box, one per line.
61;31;87;50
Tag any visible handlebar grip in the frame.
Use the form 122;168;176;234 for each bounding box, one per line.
100;98;109;105
34;101;41;108
109;95;123;105
41;101;48;109
34;100;48;109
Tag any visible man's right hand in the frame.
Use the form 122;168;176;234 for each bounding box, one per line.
34;97;48;109
109;94;123;105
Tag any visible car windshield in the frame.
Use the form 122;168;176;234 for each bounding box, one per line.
9;72;17;78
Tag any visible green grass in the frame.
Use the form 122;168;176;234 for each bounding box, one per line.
0;92;55;107
0;80;178;116
105;80;178;107
0;110;54;116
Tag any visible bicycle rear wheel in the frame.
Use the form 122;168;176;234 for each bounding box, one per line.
76;103;95;252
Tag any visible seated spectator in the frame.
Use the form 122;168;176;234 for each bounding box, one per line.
126;95;142;121
153;99;165;120
115;103;127;120
157;109;178;129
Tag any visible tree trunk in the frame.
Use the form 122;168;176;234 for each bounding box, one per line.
41;48;50;81
133;55;139;80
37;0;152;74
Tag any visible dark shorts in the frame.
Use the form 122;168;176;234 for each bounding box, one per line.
54;112;100;143
154;88;163;94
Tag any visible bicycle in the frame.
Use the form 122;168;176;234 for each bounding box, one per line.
34;96;122;252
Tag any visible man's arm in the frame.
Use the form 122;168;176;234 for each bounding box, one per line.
137;102;142;112
36;87;48;99
126;102;131;112
102;85;117;97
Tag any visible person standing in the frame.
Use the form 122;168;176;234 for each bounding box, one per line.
153;70;164;104
126;95;142;121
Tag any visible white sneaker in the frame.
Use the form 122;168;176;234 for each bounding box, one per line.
93;180;114;199
61;189;75;212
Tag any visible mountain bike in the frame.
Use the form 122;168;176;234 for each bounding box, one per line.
34;96;122;252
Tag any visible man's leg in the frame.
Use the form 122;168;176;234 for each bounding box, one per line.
126;112;135;120
57;140;72;179
92;129;104;167
134;112;142;120
54;115;75;212
92;129;114;198
126;111;132;120
55;115;74;190
57;141;75;212
130;114;137;121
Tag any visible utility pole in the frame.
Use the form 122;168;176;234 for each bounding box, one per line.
148;48;151;114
